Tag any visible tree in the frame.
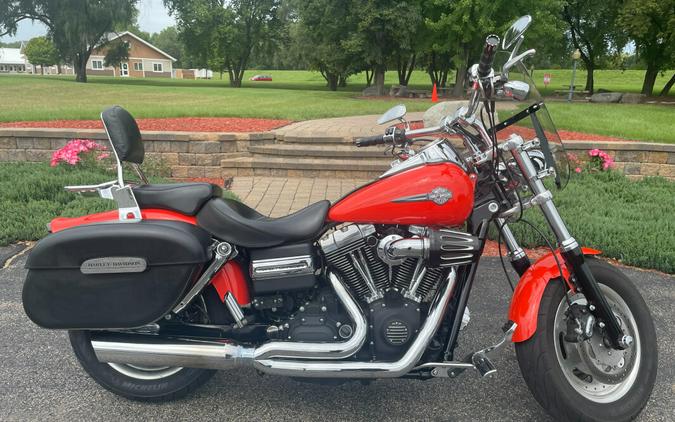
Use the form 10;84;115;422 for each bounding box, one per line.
150;26;183;67
561;0;624;94
23;36;58;74
344;0;421;95
0;0;137;83
166;0;280;87
103;39;130;68
426;0;510;97
619;0;675;96
294;0;360;91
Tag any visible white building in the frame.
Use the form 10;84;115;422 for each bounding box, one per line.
0;48;30;73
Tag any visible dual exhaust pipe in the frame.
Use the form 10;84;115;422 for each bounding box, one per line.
92;270;457;379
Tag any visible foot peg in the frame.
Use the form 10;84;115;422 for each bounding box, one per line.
471;352;496;377
447;321;517;378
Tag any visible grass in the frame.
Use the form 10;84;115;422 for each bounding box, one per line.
498;102;675;144
525;68;675;97
1;162;673;273
0;73;433;122
545;103;675;143
502;171;675;274
1;70;673;142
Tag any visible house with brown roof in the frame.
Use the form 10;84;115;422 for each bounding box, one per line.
87;31;176;78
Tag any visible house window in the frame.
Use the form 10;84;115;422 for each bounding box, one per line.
153;62;163;72
133;62;143;71
92;60;103;69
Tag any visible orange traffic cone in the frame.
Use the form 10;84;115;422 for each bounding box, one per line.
431;83;438;102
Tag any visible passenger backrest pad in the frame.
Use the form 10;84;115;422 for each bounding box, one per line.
101;105;144;164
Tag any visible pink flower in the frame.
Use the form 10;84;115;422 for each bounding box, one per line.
50;139;108;167
575;167;582;173
589;149;600;157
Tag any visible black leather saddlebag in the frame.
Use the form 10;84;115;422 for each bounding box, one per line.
23;220;212;329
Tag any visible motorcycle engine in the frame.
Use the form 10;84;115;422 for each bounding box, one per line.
318;224;451;361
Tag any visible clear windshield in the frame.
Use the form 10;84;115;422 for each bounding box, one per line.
494;62;571;189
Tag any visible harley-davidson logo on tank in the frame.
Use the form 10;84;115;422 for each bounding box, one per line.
80;257;147;274
392;186;453;205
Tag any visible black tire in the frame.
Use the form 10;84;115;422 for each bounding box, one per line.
68;286;225;402
515;258;657;422
69;330;216;402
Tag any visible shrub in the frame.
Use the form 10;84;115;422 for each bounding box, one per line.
0;162;239;245
499;171;674;273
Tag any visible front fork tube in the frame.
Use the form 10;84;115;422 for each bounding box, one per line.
505;136;627;350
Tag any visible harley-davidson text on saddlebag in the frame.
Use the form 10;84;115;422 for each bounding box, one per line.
22;220;212;329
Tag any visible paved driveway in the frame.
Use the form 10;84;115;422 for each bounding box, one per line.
1;249;673;421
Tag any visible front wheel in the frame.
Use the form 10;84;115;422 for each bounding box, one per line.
515;258;657;422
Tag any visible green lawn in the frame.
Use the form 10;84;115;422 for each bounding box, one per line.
1;70;674;143
545;103;675;143
526;68;675;97
0;73;432;122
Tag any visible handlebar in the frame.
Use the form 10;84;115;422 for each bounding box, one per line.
477;35;500;78
355;126;445;147
354;134;386;147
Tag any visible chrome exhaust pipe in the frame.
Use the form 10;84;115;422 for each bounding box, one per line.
254;268;457;378
93;271;367;367
93;270;457;379
92;335;253;370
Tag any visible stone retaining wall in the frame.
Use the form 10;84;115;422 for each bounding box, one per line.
0;128;673;180
562;141;675;180
0;128;274;179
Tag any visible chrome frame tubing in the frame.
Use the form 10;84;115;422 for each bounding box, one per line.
495;218;531;276
495;218;526;261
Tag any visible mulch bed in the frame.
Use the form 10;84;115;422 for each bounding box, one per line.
0;117;293;133
404;120;629;142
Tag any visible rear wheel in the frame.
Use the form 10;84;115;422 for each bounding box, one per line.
69;287;226;401
69;330;215;401
515;258;657;421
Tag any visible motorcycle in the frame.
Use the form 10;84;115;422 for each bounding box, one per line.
22;16;656;421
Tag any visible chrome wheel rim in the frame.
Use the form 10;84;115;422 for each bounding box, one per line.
553;285;640;403
107;363;183;380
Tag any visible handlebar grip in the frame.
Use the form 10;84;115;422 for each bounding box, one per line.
355;134;385;147
477;35;500;78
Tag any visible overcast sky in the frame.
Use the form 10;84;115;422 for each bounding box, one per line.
0;0;175;42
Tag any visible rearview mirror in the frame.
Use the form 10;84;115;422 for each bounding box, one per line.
377;104;407;125
496;81;530;101
503;15;532;50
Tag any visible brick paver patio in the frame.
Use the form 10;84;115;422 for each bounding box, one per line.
229;177;368;217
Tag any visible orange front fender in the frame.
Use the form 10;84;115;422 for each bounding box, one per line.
508;247;601;342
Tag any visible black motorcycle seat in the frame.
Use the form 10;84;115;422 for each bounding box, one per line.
133;183;222;216
196;198;330;248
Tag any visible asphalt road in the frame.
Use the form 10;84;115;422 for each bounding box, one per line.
1;248;673;421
